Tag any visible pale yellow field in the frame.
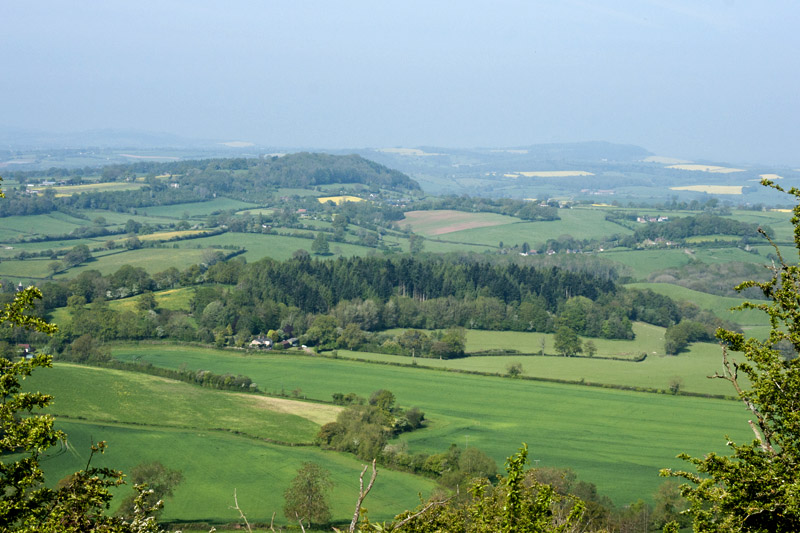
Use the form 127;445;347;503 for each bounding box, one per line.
770;208;793;213
670;185;743;194
137;230;209;241
241;394;342;425
507;170;594;178
317;195;365;205
667;164;745;173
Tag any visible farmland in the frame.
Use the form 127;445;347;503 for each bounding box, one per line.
5;150;800;529
107;343;751;506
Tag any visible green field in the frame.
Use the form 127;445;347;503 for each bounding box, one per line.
110;343;752;505
348;324;739;397
29;364;327;444
627;282;769;333
176;232;379;262
0;213;89;240
55;248;208;277
137;198;258;218
439;209;633;248
602;246;769;280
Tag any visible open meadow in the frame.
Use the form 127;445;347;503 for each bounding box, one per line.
109;343;752;505
27;364;436;525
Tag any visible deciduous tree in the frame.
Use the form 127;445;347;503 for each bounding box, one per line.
662;180;800;531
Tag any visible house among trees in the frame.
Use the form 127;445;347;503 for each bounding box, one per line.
17;344;34;359
248;336;272;349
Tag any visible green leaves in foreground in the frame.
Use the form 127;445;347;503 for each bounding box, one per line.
662;180;800;532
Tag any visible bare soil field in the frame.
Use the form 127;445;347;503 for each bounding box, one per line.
402;210;516;235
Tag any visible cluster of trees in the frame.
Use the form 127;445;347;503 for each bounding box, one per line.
6;253;726;357
318;390;498;490
415;195;560;221
619;213;766;246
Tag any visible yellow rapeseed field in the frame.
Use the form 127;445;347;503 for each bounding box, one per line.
317;195;364;205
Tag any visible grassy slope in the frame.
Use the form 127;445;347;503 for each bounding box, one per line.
28;365;436;524
110;344;751;505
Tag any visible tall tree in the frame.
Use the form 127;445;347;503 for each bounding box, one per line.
283;462;333;528
662;180;800;532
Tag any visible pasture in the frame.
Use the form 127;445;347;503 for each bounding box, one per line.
626;283;768;330
27;364;435;525
110;344;752;505
30;363;328;444
439;208;632;247
31;182;144;196
138;198;258;218
55;248;208;277
175;232;378;262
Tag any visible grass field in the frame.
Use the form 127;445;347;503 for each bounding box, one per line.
439;208;632;248
175;232;378;262
110;344;752;505
55;248;208;277
29;364;328;444
401;210;518;236
626;283;768;330
0;213;88;239
24;363;435;524
602;246;768;280
31;182;144;196
369;324;738;397
138;198;258;218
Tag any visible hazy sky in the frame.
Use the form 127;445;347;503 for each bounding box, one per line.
2;1;798;165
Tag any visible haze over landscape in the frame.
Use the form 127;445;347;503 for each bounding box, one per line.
2;1;798;165
3;3;800;532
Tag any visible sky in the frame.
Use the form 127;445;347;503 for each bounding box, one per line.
2;1;798;165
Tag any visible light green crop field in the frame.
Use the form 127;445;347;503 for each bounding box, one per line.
175;232;378;262
138;198;258;218
336;341;737;397
41;420;435;525
0;213;88;239
602;246;768;280
725;210;793;242
79;210;177;225
55;248;208;277
439;209;633;248
29;364;327;444
31;182;143;196
0;237;109;258
110;344;751;505
0;258;56;279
